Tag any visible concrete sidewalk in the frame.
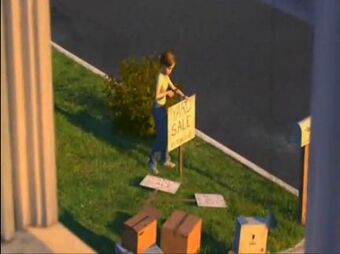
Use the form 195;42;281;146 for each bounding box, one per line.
283;239;305;253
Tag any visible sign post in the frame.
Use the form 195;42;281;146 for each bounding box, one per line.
178;145;184;177
297;116;311;225
168;95;196;177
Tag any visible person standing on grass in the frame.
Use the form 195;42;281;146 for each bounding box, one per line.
148;51;187;174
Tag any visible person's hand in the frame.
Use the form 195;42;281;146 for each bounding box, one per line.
182;95;189;100
167;90;175;98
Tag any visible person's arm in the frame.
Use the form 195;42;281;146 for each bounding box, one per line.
168;77;188;99
155;77;174;100
156;89;173;100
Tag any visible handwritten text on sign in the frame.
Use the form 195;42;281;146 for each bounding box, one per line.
140;175;181;194
195;193;227;208
167;95;196;151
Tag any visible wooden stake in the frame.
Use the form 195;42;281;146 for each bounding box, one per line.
300;143;310;225
178;145;184;177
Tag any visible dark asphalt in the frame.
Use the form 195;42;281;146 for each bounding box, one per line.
51;0;313;189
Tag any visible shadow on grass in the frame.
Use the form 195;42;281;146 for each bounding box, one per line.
129;176;145;187
106;211;132;236
200;231;227;254
55;105;146;152
54;84;153;151
55;104;129;148
60;210;115;254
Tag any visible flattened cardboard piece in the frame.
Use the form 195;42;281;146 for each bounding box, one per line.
115;243;163;254
144;244;163;254
115;243;133;254
140;175;180;194
194;193;227;208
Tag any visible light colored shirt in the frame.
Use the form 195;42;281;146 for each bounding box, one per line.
155;73;171;106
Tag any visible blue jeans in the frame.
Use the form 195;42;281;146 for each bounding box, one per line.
148;104;170;169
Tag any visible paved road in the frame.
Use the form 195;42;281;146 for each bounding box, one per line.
51;0;312;188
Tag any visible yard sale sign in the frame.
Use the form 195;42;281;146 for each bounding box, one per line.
167;95;196;151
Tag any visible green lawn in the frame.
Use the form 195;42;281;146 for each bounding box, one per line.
53;49;304;253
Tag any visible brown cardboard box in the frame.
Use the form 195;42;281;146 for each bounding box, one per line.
161;210;202;254
142;205;161;220
233;216;268;254
122;210;158;253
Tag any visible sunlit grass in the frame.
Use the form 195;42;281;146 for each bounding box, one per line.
53;49;304;253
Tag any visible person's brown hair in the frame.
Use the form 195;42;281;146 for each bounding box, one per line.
160;51;176;67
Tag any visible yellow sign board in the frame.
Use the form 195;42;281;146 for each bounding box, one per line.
298;116;311;147
167;95;196;151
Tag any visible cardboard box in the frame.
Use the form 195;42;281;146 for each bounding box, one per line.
233;216;268;254
161;210;202;254
122;210;158;253
142;204;161;220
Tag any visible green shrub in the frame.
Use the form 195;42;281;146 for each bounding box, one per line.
105;55;181;137
105;56;157;137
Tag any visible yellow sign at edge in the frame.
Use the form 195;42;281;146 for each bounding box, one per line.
298;116;311;147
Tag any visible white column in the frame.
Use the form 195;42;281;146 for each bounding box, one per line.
1;0;58;241
3;0;32;230
32;0;58;226
1;0;16;241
